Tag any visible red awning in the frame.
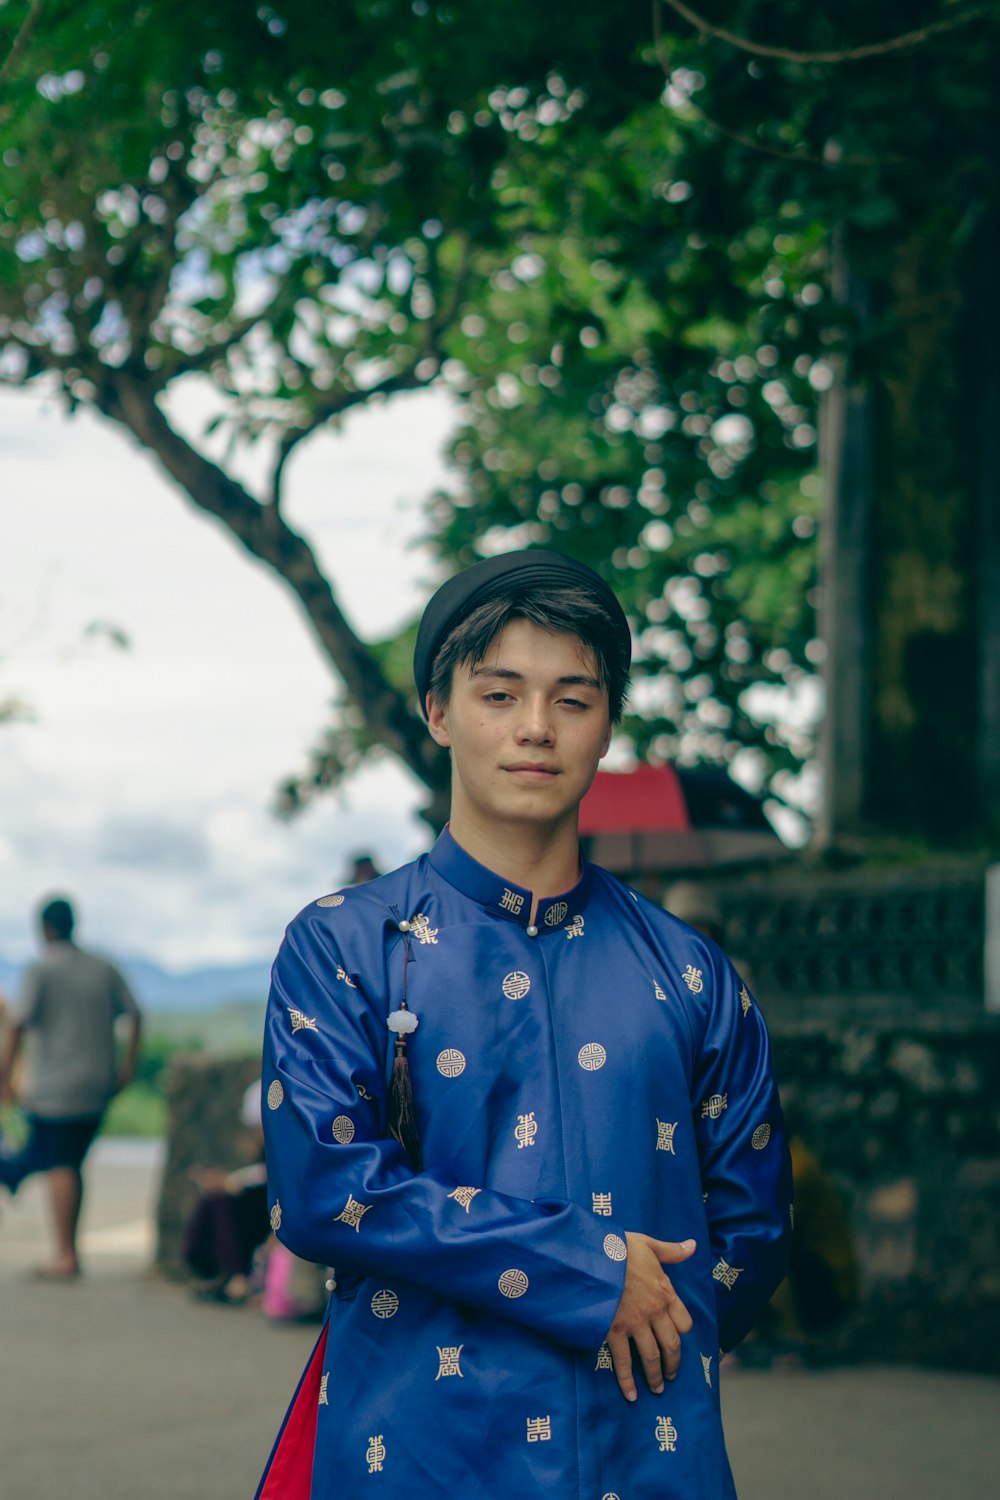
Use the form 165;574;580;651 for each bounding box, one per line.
579;763;691;834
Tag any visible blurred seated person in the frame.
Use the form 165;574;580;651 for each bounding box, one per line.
182;1078;269;1305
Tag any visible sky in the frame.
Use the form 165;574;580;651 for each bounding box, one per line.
0;381;459;969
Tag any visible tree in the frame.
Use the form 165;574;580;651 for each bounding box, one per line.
3;1;998;844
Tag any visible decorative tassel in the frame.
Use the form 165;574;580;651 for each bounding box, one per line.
388;1033;423;1171
387;920;423;1169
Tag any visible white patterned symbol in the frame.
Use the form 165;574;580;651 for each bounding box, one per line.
435;1345;464;1379
267;1080;284;1110
564;914;585;939
526;1416;551;1442
318;1373;329;1405
366;1435;386;1473
595;1343;613;1370
334;1195;371;1231
316;893;345;908
603;1234;627;1261
410;913;438;945
654;982;667;1001
371;1289;399;1319
578;1042;606;1071
447;1186;481;1212
702;1093;728;1120
656;1415;678;1452
740;984;752;1015
287;1008;318;1033
712;1258;743;1290
701;1353;713;1387
752;1123;771;1149
332;1115;355;1143
602;1494;623;1500
592;1192;613;1216
515;1112;538;1148
656;1119;677;1154
544;902;568;926
502;970;531;1000
682;965;704;993
436;1048;466;1078
498;1269;529;1299
270;1201;282;1231
499;887;525;916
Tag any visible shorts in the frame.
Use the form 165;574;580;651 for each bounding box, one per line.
0;1113;103;1192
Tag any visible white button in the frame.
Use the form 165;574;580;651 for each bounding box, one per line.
398;920;411;932
325;1277;337;1292
526;925;539;937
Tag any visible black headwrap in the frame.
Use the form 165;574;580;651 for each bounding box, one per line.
413;549;631;718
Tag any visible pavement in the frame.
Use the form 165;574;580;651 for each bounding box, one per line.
1;1141;997;1500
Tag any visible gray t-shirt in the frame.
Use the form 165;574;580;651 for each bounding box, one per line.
12;942;140;1118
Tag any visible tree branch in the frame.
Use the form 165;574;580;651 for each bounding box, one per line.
658;0;996;66
0;0;44;90
96;369;449;798
269;362;435;509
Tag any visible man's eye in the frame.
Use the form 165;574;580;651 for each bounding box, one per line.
483;691;512;702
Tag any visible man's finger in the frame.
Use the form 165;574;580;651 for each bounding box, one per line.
649;1236;696;1264
634;1328;666;1395
606;1332;638;1403
652;1312;684;1379
658;1278;694;1334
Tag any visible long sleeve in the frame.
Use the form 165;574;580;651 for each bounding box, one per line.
690;950;792;1351
262;903;627;1355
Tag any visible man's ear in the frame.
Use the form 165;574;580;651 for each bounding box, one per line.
426;692;452;748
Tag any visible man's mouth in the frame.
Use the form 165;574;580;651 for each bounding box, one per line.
504;763;560;779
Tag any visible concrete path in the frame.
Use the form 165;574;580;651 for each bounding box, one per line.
1;1141;996;1500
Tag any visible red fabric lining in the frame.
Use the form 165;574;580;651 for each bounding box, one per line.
257;1322;329;1500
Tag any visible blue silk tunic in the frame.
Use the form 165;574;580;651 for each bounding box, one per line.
256;829;791;1500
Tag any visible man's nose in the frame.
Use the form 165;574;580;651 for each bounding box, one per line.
514;697;554;743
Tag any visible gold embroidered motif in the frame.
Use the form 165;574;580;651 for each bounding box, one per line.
564;914;585;939
336;965;357;989
655;1415;678;1453
498;1268;529;1299
317;893;345;908
701;1353;713;1387
515;1112;538;1149
410;913;438;945
435;1345;464;1379
356;1082;374;1102
752;1123;771;1149
319;1372;329;1405
544;901;569;926
334;1194;371;1232
371;1289;399;1319
499;887;525;916
592;1191;613;1216
603;1233;627;1261
712;1258;743;1290
701;1093;728;1120
270;1201;282;1231
656;1119;678;1154
447;1186;481;1212
602;1493;623;1500
267;1080;284;1110
366;1436;386;1473
578;1042;606;1071
502;970;531;1000
332;1115;355;1144
436;1048;466;1078
595;1343;614;1370
682;965;704;993
288;1008;318;1033
526;1416;551;1442
654;982;667;1001
740;984;752;1015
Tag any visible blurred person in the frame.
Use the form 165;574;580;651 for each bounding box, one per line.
182;1078;269;1305
256;551;792;1500
345;852;380;886
0;895;141;1278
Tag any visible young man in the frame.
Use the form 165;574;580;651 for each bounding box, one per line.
256;550;791;1499
0;895;142;1278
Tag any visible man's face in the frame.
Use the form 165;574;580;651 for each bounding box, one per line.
427;618;612;836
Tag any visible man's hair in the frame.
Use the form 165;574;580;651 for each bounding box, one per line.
39;896;74;939
427;582;630;722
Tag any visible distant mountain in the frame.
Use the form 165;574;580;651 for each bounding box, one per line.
0;951;272;1014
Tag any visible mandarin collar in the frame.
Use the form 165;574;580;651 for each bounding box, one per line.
428;826;594;935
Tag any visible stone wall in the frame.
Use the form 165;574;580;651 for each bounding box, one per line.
154;1022;1000;1371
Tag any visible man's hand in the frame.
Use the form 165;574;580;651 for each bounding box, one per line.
605;1232;696;1402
